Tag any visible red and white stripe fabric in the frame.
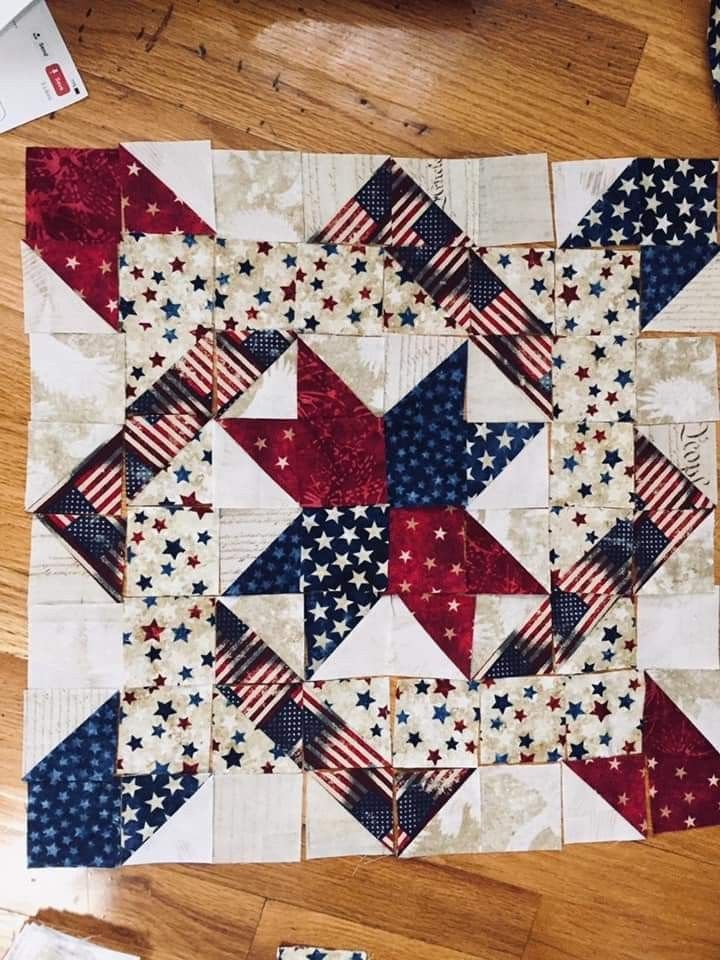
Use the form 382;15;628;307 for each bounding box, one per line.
468;333;553;417
553;593;618;666
35;432;123;516
303;688;389;770
635;432;714;511
124;415;201;473
215;626;298;686
635;507;714;591
41;513;125;599
315;767;395;850
215;329;264;413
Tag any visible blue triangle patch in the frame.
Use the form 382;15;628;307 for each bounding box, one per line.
562;160;639;248
385;343;467;506
24;692;119;783
640;243;719;328
465;422;543;500
223;515;301;595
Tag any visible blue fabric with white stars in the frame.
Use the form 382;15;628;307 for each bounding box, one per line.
640;243;719;328
304;589;383;678
24;693;119;783
27;777;121;867
385;342;467;506
119;772;202;859
563;158;717;247
464;421;543;501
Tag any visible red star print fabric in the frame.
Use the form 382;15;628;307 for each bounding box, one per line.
22;143;720;866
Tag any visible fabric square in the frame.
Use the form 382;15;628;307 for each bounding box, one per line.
215;418;300;508
22;239;120;333
478;247;555;331
297;416;388;507
480;675;566;764
634;508;715;595
388;506;466;594
562;755;648;843
552;335;636;422
26;147;120;245
299;332;385;416
122;596;216;688
466;333;553;422
24;690;119;782
299;506;389;597
550;421;635;508
215;328;296;417
124;321;214;419
303;677;392;769
30;333;125;424
302;152;391;243
214;239;298;330
213;149;304;241
465;422;548;509
219;508;301;595
32;513;126;602
305;766;394;858
304;590;389;680
466;247;552;336
27;777;121;868
211;683;303;773
120;772;211;863
564;670;644;760
636;336;719;423
295;243;384;334
637;592;720;670
644;672;720;834
640;243;720;332
635;423;717;509
125;506;218;598
125;416;213;508
392;677;480;768
466;509;549;594
552;593;637;674
395;768;481;857
28;603;124;689
213;772;302;862
553;157;717;248
549;506;634;596
216;595;304;684
479;763;562;851
470;595;548;679
554;249;640;337
25;421;123;515
117;685;212;775
119;233;214;332
382;246;465;334
119;141;215;235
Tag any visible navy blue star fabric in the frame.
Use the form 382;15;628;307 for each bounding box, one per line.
304;589;383;677
465;421;543;501
120;772;202;859
24;693;119;783
640;243;719;328
300;507;388;598
27;777;122;867
223;514;302;595
709;0;720;100
563;158;717;247
384;342;467;506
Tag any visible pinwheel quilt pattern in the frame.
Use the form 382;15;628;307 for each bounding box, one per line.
22;142;720;867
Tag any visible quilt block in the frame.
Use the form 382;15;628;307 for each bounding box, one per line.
22;143;720;865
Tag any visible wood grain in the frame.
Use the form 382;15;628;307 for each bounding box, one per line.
1;1;720;958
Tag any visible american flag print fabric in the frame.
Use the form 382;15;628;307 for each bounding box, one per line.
21;143;720;866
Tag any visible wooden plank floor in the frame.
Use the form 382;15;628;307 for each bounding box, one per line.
1;1;720;957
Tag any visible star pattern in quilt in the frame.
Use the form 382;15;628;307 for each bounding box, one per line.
22;143;720;866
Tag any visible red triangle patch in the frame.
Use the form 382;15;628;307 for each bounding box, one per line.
465;514;547;594
221;419;300;501
36;240;119;329
297;340;372;420
566;754;648;834
644;675;720;834
119;146;214;235
401;593;474;676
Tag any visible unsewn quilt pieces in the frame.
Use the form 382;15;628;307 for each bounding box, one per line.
22;143;720;866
